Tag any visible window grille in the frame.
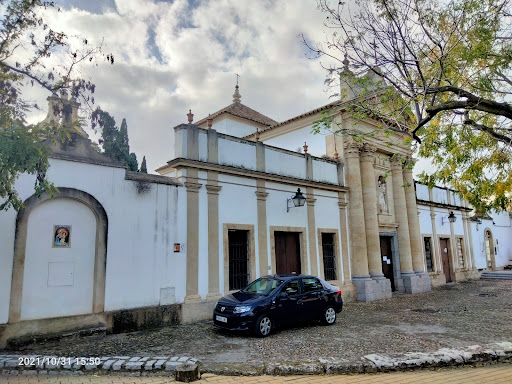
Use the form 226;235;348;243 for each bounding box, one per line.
322;233;337;281
228;230;249;290
424;237;433;272
457;238;465;269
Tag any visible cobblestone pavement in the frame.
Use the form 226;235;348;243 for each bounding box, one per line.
1;364;512;383
2;280;512;375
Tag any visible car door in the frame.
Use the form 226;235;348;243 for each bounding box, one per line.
300;277;325;320
274;278;302;325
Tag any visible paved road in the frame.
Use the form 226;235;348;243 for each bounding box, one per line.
3;280;512;374
1;364;511;383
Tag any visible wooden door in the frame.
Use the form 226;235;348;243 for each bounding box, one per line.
440;238;452;283
380;236;395;291
275;232;301;274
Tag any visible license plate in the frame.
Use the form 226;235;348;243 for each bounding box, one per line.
216;315;227;323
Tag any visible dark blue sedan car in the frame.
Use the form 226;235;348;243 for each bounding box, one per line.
213;274;343;337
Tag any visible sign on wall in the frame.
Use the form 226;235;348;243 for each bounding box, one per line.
53;225;71;248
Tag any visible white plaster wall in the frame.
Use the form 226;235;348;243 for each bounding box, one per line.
218;138;256;170
0;158;184;323
452;211;464;235
312;160;338;184
433;208;451;235
198;130;208;162
21;198;96;320
471;213;512;269
450;191;462;206
432;187;448;204
263;125;327;157
265;148;306;179
418;205;433;234
173;128;186;158
212;116;259;138
217;175;258;294
472;219;493;270
416;184;430;201
0;200;22;323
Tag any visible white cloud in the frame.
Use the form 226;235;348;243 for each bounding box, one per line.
25;0;343;173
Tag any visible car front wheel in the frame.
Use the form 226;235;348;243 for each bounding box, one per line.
254;315;272;337
322;306;336;325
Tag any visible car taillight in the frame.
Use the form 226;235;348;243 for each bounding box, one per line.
337;289;341;297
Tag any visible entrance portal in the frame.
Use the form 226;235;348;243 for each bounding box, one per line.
274;232;301;274
440;238;452;283
380;236;395;291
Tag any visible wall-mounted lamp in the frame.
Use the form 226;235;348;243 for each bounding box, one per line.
287;188;306;212
442;211;457;225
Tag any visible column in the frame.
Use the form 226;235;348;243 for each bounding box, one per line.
359;144;384;279
184;175;202;302
306;187;319;276
255;181;269;278
338;194;351;284
390;156;417;293
344;139;370;279
403;159;425;274
205;181;221;301
430;209;439;272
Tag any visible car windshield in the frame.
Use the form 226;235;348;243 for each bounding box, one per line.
241;277;284;296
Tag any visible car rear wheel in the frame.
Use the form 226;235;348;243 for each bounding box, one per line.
254;315;272;337
322;306;336;325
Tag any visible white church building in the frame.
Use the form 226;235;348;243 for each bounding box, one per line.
1;82;511;348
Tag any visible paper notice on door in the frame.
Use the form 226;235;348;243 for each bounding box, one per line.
386;259;391;264
382;256;388;262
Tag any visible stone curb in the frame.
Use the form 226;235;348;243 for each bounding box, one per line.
201;341;512;376
1;342;511;376
0;355;199;377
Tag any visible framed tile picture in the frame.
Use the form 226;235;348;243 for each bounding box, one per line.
52;225;71;248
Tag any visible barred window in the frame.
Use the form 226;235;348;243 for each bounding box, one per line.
457;238;465;269
228;230;249;290
322;233;337;281
424;237;433;272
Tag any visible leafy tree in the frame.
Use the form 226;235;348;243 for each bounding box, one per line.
93;109;139;171
305;0;512;211
0;0;112;211
139;156;147;173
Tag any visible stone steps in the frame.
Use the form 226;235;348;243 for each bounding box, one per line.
481;271;512;280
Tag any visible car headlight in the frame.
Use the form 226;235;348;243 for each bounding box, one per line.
233;305;252;314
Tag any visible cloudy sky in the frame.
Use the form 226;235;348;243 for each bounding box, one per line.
24;0;342;173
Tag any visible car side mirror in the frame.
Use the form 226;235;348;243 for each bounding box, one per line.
280;292;288;298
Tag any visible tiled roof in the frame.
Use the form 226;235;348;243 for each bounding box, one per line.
243;99;343;139
195;102;277;127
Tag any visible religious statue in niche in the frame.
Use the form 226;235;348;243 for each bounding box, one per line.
53;225;71;247
378;176;388;213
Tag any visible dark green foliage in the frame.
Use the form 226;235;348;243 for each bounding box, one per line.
139;156;147;173
92;109;138;171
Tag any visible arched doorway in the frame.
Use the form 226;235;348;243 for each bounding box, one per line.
9;188;107;323
484;229;495;270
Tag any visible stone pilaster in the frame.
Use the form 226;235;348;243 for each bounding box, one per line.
344;140;370;279
338;195;351;284
403;158;426;275
390;157;422;293
255;180;269;278
430;210;439;272
184;177;202;302
205;181;222;301
306;188;319;276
